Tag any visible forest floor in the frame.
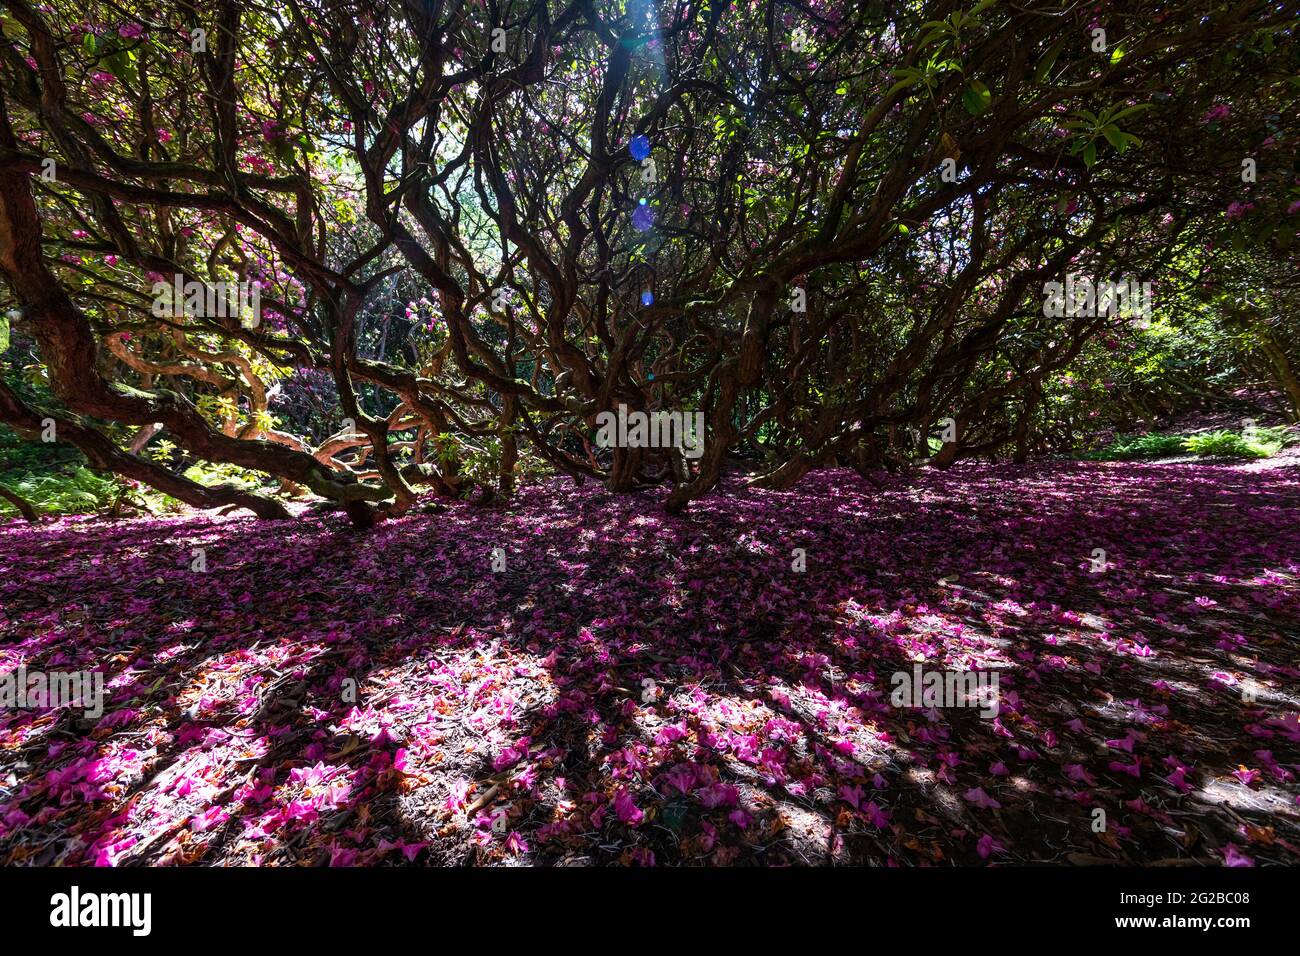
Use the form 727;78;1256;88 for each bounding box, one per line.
1;458;1298;866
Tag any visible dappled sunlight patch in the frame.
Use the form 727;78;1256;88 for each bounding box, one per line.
2;460;1298;865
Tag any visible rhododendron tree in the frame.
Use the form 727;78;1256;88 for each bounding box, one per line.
1;2;1299;886
2;1;1296;523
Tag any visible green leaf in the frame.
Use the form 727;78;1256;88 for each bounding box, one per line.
1035;38;1066;83
106;51;132;82
887;67;922;99
1106;104;1154;126
917;26;949;50
0;312;9;353
885;77;918;99
962;79;991;115
1101;124;1126;152
1083;141;1098;167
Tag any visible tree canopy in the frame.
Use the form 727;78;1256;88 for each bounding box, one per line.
1;0;1297;524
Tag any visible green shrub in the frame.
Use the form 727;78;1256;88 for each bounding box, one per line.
0;466;122;517
181;460;266;491
1085;425;1289;462
1186;428;1283;459
1086;433;1190;461
0;423;81;475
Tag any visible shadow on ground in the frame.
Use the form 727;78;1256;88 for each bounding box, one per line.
1;459;1297;866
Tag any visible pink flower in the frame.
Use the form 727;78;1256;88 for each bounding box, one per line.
1105;731;1138;753
493;738;529;771
963;787;1002;810
190;805;230;832
697;783;739;808
1199;104;1230;124
379;838;426;861
976;833;1005;859
613;788;643;826
1222;844;1254;867
329;846;358;866
661;765;695;795
654;723;687;745
284;800;319;824
289;762;331;786
1232;767;1260;786
864;801;892;828
1108;758;1142;779
118;23;144;39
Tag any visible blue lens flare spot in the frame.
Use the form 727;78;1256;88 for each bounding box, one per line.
641;290;654;306
632;204;655;231
629;135;651;162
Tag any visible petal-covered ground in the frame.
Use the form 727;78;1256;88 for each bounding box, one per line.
1;460;1298;866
